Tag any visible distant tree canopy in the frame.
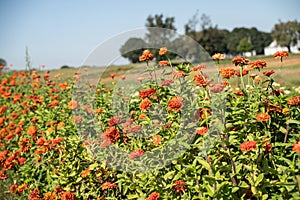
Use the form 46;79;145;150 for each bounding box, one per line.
271;20;300;52
226;27;272;55
120;38;147;63
0;58;7;67
237;38;253;53
120;12;281;63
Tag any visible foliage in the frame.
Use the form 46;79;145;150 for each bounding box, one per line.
120;38;147;63
0;49;300;199
0;58;7;68
237;38;253;53
226;27;272;55
271;20;300;52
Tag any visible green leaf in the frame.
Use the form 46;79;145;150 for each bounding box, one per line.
196;158;210;171
163;171;175;180
287;119;300;125
255;174;264;187
279;126;287;133
89;163;98;170
127;194;139;199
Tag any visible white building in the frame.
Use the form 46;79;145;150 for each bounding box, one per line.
264;40;300;55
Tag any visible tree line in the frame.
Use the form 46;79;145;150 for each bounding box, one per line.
120;12;300;63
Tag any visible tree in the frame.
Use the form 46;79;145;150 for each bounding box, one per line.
237;38;253;53
185;12;228;55
145;14;177;61
120;38;147;63
0;58;7;67
271;20;300;52
226;27;272;55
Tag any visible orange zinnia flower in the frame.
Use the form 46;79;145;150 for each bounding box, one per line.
19;138;31;152
101;182;117;190
232;56;249;66
68;100;79;110
195;127;208;135
61;191;75;200
57;122;65;130
172;180;187;194
240;141;257;152
159;47;167;56
48;100;59;108
109;73;116;79
147;192;160;200
287;96;300;106
139;50;154;62
42;192;57;200
193;74;207;86
81;169;91;178
250;60;267;69
172;70;185;79
140;98;152;111
256;113;270;122
292;141;300;152
220;67;235;79
168;96;184;112
10;184;18;194
274;51;288;62
158;60;169;66
27;126;37;136
212;53;225;61
152;135;161;146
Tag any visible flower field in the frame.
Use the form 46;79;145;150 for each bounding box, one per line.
0;49;300;200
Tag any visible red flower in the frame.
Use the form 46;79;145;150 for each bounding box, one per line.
19;138;31;152
9;184;18;194
102;126;120;143
262;70;275;77
256;113;270;122
168;96;184;112
158;60;169;66
28;188;40;200
172;180;187;194
147;192;160;200
193;74;207;86
195;127;208;135
139;88;156;99
109;116;123;126
240;141;257;152
161;79;174;86
129;149;145;159
109;73;116;79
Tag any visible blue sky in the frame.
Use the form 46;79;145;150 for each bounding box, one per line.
0;0;300;70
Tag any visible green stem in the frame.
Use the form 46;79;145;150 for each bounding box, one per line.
239;65;245;89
